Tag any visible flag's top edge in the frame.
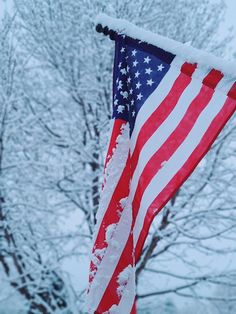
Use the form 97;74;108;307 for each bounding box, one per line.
96;13;236;79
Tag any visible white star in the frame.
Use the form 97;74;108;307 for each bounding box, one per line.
118;62;122;68
122;91;129;99
117;105;125;113
114;99;118;106
145;68;153;75
157;64;164;71
116;77;119;84
147;79;154;86
129;88;133;95
126;65;130;72
131;99;134;106
133;60;138;67
137;93;143;100
127;76;131;83
118;80;123;90
132;110;136;117
136;81;141;89
132;49;137;56
120;68;127;75
144;56;151;64
120;47;125;53
134;71;140;78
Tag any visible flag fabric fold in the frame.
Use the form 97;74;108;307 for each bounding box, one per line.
87;15;236;314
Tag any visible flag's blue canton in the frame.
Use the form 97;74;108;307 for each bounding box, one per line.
113;37;174;134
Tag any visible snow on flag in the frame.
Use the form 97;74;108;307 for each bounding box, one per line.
87;14;236;314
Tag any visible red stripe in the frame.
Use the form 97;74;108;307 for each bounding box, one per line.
131;66;195;176
202;69;224;89
135;95;236;261
181;62;197;76
93;120;134;312
96;229;134;312
228;82;236;100
102;119;126;190
90;119;130;283
104;119;125;169
131;300;137;314
132;83;218;221
91;157;131;251
92;119;128;250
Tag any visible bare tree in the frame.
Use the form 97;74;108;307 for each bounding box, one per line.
0;12;76;314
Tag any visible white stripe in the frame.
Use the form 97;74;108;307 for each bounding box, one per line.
92;122;129;243
130;68;209;201
133;90;227;246
215;77;235;95
113;267;136;314
88;198;133;313
130;57;183;154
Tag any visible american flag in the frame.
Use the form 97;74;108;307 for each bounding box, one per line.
87;29;236;314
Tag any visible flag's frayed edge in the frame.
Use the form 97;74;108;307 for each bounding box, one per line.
96;13;236;79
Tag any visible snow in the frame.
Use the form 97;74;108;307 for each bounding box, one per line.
117;264;133;297
87;194;133;313
104;304;119;314
98;265;136;313
105;223;117;244
96;14;236;79
115;264;136;313
119;197;129;208
93;122;130;242
92;248;106;265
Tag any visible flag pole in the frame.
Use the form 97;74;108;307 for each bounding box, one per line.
95;23;117;41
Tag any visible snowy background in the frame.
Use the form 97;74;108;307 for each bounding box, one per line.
0;0;236;313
